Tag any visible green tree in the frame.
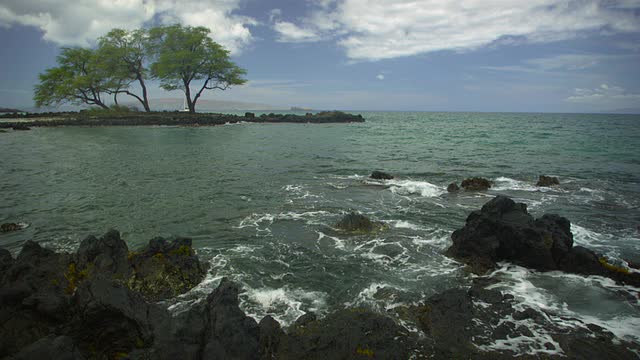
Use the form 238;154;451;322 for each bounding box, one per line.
34;48;114;109
97;28;152;111
149;24;247;113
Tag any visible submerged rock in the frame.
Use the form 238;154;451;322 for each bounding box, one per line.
370;170;394;180
460;177;491;191
335;212;386;233
447;182;460;192
11;124;30;131
536;175;560;187
1;222;24;233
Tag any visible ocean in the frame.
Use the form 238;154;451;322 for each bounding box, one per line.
1;111;639;354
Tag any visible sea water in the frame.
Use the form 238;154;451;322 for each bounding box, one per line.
1;111;639;353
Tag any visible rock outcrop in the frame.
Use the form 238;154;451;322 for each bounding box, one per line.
335;212;386;233
536;175;560;187
1;222;24;233
447;182;460;192
460;177;491;191
370;171;394;180
446;196;640;286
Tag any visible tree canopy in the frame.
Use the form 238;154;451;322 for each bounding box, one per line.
149;24;247;113
34;25;247;113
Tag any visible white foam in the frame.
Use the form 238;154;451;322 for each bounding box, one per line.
345;282;406;312
316;231;346;250
237;211;331;234
388;220;425;231
387;179;445;198
241;286;329;326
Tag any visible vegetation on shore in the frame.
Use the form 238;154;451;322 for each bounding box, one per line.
34;25;246;113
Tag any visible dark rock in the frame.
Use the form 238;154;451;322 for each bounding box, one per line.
245;112;255;118
512;307;544;322
10;335;85;360
460;177;491;191
334;212;386;233
536;175;560;187
370;170;394;180
293;312;317;328
76;229;131;280
1;222;23;233
259;315;284;360
127;236;206;301
446;195;573;273
447;182;459;192
11;123;30;131
0;248;13;272
279;308;419;359
200;278;260;359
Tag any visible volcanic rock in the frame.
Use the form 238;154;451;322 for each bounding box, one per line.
536;175;560;187
1;222;23;233
335;212;386;233
370;170;394;180
447;182;460;192
460;177;491;191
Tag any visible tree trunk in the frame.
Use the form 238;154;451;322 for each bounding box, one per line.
113;92;119;105
137;73;151;112
185;83;195;113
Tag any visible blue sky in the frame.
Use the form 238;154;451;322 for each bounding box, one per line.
1;0;639;112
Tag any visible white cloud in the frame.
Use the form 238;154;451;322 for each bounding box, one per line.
565;84;640;107
376;74;384;80
0;0;256;54
274;0;640;61
273;21;321;43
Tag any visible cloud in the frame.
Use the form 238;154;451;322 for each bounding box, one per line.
376;74;384;80
273;21;321;43
565;84;640;107
274;0;640;61
0;0;256;54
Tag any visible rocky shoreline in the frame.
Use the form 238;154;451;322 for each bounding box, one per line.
1;196;639;359
0;111;364;129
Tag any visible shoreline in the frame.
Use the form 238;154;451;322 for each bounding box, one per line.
0;111;365;129
1;196;639;359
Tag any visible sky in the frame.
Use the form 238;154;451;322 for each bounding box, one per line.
1;0;639;113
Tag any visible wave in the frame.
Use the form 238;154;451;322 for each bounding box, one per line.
240;285;329;326
386;179;445;198
492;177;564;193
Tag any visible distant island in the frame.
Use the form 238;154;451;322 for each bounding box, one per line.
0;107;25;113
290;106;313;111
0;110;364;129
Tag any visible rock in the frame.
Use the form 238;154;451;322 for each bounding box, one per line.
278;308;420;359
76;229;131;280
11;124;31;131
334;212;386;233
536;175;560;187
0;248;13;272
293;312;317;328
370;170;394;180
259;315;284;360
127;236;206;301
1;222;23;233
447;182;460;192
10;335;85;360
446;195;573;273
245;112;255;118
460;177;491;191
447;196;640;287
200;278;260;359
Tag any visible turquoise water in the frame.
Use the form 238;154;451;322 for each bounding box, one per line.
1;112;639;351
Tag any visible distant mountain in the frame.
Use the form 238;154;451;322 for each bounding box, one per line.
0;107;25;113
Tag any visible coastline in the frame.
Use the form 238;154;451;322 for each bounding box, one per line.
0;111;365;128
1;196;639;359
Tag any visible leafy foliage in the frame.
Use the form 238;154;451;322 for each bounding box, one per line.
149;24;247;113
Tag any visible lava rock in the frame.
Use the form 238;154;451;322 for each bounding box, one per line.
12;124;31;131
334;212;386;233
460;177;491;191
536;175;560;187
127;236;206;301
1;222;23;233
370;170;394;180
245;112;255;118
447;182;460;192
76;229;131;280
446;195;574;273
259;315;284;360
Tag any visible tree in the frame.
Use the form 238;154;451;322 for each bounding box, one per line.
34;48;115;109
149;24;247;113
97;29;152;111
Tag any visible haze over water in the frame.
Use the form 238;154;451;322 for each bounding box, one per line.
2;111;640;353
